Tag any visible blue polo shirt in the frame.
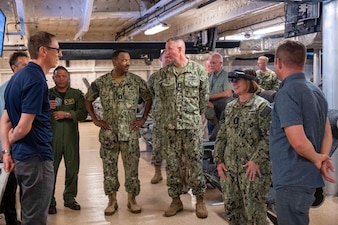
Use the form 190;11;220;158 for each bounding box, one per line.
4;62;53;161
269;73;327;189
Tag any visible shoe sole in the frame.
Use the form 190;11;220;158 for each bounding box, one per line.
163;207;183;217
127;204;142;213
105;204;118;216
64;204;81;210
150;177;163;184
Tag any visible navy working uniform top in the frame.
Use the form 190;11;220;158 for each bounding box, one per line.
269;73;327;189
4;62;53;161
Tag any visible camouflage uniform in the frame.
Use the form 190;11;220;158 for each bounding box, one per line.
147;71;166;166
256;68;279;91
158;60;209;198
85;71;151;196
214;94;272;225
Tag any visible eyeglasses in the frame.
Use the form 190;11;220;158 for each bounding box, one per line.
43;46;61;54
229;78;242;83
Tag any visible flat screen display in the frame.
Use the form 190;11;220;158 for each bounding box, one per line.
0;9;6;57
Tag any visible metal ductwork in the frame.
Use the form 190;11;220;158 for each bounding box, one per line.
73;0;94;40
222;32;321;58
115;0;205;41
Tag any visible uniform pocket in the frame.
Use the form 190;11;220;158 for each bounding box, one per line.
99;129;117;149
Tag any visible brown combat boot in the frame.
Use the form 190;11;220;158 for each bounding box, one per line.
127;193;142;213
151;165;163;184
196;195;208;218
104;192;118;216
163;197;183;217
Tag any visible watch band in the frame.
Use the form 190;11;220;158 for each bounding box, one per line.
1;149;11;154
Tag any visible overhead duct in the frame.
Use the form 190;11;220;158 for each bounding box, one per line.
115;0;205;41
73;0;94;40
7;0;25;36
222;32;320;58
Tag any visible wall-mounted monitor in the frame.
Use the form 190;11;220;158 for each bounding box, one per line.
284;2;321;38
0;9;6;57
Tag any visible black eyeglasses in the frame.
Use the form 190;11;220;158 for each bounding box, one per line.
43;46;61;53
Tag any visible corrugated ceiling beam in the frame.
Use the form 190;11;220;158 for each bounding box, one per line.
152;0;283;41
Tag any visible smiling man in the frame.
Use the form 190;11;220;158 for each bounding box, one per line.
85;49;152;215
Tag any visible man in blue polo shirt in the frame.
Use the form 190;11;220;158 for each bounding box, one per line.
270;39;336;225
0;51;29;225
0;31;62;225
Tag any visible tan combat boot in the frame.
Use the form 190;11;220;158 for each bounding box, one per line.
163;197;183;217
150;165;163;184
196;195;208;219
127;193;142;213
104;192;118;216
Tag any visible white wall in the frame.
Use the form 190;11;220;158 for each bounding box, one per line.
0;51;316;93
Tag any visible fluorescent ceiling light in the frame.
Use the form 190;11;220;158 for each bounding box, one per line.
144;23;170;35
223;24;285;41
224;35;247;41
253;24;285;35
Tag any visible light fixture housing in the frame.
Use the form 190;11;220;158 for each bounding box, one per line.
144;23;170;35
253;24;285;35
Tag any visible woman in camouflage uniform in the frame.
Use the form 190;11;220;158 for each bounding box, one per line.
214;69;272;225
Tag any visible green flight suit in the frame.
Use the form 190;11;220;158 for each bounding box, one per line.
49;87;88;206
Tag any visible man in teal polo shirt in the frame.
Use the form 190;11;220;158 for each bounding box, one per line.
206;53;233;132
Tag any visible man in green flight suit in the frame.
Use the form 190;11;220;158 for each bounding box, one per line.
48;66;88;214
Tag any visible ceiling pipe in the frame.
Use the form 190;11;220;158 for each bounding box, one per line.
116;0;205;41
223;32;320;59
74;0;94;40
7;0;25;36
140;0;172;17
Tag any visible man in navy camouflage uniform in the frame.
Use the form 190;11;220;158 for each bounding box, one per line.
85;50;152;215
158;37;209;219
256;55;279;91
147;51;171;184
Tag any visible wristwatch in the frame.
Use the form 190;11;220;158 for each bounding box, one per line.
65;112;70;118
1;149;11;155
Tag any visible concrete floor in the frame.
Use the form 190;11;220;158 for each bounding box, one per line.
1;122;338;225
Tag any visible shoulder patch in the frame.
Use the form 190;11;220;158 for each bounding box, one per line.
260;105;272;118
